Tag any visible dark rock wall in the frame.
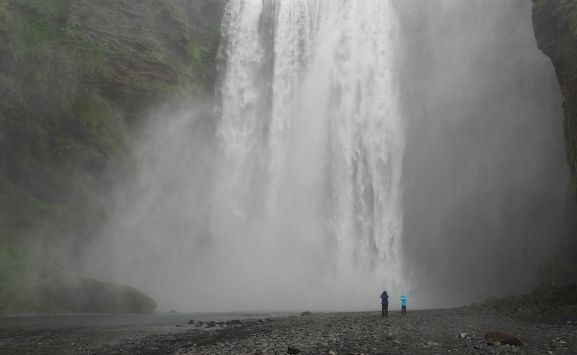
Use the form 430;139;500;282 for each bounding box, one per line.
0;0;223;239
533;0;577;283
398;0;568;306
0;0;224;312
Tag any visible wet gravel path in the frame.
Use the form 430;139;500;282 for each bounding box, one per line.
1;308;576;354
176;309;577;355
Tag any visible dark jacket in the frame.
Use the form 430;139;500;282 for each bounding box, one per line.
380;291;389;305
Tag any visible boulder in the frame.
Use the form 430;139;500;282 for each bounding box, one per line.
72;278;157;314
287;347;302;354
484;332;523;346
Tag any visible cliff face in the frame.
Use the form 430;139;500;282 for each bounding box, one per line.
533;0;577;181
0;0;223;237
0;0;224;312
532;0;577;283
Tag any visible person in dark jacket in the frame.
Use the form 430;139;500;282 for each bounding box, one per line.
380;290;389;317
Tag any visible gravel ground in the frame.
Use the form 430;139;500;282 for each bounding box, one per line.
1;308;576;354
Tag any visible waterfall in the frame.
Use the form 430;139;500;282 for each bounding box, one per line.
86;0;568;311
88;0;406;312
213;0;405;308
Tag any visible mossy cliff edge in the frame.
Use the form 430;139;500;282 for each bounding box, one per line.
532;0;577;284
0;0;224;312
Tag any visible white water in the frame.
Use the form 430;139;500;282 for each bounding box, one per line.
212;0;405;309
87;0;405;312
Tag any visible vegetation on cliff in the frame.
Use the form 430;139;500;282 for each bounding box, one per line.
532;0;577;285
481;284;577;322
0;0;223;313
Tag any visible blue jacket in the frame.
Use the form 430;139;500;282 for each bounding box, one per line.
380;291;389;305
400;295;407;307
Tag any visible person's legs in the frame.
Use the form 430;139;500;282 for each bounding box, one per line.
401;306;406;315
385;304;388;317
381;304;385;317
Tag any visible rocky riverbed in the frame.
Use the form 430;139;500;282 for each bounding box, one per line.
2;307;576;354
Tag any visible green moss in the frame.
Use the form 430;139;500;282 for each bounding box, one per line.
0;174;61;231
161;0;188;27
569;0;577;36
0;3;10;31
189;44;203;66
0;233;30;312
9;0;71;47
73;94;124;157
13;0;71;17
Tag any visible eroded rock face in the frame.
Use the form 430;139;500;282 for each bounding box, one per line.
532;0;577;284
0;0;224;238
533;0;577;180
0;0;224;313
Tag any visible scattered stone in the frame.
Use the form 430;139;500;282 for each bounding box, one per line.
484;332;522;347
8;307;577;354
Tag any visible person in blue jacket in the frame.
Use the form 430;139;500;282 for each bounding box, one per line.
400;294;407;315
380;290;389;317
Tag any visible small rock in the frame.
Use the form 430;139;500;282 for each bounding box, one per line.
426;341;440;346
328;351;337;355
459;333;467;339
